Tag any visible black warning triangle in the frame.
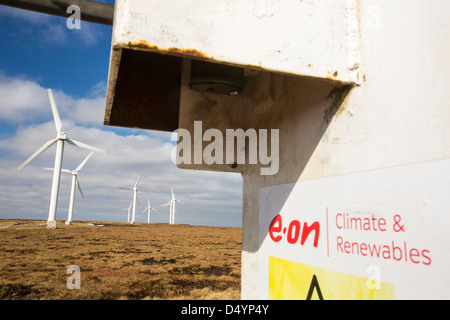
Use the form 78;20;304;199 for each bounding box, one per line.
306;274;324;300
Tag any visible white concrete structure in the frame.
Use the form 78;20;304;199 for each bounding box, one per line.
105;0;450;299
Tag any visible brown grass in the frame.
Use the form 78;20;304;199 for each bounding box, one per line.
0;219;241;300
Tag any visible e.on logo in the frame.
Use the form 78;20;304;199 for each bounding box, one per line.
268;214;320;247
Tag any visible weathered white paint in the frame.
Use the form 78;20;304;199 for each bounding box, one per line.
105;0;450;299
110;0;361;83
177;0;450;299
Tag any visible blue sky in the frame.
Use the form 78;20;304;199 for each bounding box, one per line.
0;2;243;227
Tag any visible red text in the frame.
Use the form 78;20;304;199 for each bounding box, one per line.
336;236;431;265
269;214;320;248
336;213;387;231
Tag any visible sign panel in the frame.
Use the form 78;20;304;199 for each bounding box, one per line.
269;257;395;300
259;159;450;299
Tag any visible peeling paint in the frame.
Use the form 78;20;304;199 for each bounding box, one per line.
345;0;362;84
326;70;340;80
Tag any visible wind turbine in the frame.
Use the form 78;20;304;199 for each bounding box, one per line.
141;197;157;223
122;202;132;223
120;173;142;224
45;151;94;225
161;187;182;224
17;89;106;229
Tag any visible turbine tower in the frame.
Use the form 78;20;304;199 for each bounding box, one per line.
120;173;142;224
17;89;106;229
142;197;157;223
45;151;94;225
162;187;182;224
122;202;132;223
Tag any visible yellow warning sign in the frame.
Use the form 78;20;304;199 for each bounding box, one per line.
269;256;395;300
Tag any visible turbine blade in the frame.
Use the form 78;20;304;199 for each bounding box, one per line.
76;151;94;171
62;169;72;174
66;138;106;154
44;167;72;174
48;89;62;133
134;173;142;188
76;180;85;199
171;186;174;198
119;187;133;190
17;138;58;170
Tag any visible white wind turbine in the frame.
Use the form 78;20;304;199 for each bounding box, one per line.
44;151;94;225
141;197;157;223
120;173;142;224
161;187;182;224
122;202;132;223
17;89;106;229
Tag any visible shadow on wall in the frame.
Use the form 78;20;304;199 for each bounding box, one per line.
239;71;352;254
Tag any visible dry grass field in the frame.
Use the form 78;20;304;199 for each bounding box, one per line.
0;219;241;300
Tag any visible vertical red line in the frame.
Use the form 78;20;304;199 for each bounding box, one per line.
326;207;330;258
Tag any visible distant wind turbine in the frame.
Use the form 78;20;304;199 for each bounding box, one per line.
142;197;157;223
120;173;142;224
17;89;106;229
161;187;182;224
122;202;132;223
45;151;94;225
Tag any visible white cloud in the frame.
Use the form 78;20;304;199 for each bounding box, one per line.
0;74;106;127
71;96;106;126
0;74;49;123
0;74;243;227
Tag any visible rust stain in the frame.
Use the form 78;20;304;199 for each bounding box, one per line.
168;47;208;58
326;70;339;79
128;40;159;51
126;41;210;59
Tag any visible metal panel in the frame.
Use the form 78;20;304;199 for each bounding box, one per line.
111;0;360;83
104;0;361;131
